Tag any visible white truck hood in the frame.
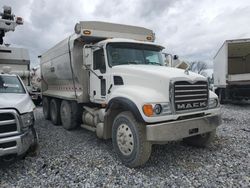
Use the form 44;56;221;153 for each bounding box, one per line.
0;93;35;114
110;65;208;104
112;65;206;82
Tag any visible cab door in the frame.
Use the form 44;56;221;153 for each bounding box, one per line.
89;48;109;103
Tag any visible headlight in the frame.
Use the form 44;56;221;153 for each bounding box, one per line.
209;98;219;109
21;112;34;129
143;103;171;117
154;104;162;114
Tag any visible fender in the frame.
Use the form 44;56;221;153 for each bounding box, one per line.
106;97;144;122
103;97;144;139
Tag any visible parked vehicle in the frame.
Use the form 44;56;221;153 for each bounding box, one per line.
214;39;250;103
0;5;41;105
0;70;38;160
41;21;221;167
0;6;38;160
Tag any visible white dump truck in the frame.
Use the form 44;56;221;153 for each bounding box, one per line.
41;21;221;167
214;39;250;103
0;6;38;160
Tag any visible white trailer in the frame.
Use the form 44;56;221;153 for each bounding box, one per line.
41;21;221;167
214;39;250;102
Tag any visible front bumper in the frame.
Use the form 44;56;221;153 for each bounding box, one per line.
0;128;35;157
146;114;222;142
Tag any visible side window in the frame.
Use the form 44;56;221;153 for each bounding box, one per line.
94;49;106;73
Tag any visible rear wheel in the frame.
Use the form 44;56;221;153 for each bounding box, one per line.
50;99;61;125
60;100;79;130
183;130;216;147
42;97;50;120
112;111;152;168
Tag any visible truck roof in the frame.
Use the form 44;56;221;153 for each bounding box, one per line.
214;38;250;59
0;46;30;65
0;73;17;76
74;21;155;43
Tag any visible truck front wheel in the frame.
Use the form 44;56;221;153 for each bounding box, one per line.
183;130;216;147
112;111;152;168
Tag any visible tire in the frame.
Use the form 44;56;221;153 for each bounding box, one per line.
42;97;50;120
27;127;39;157
60;100;79;130
183;130;216;147
112;111;152;168
218;89;225;104
50;99;61;125
34;97;42;106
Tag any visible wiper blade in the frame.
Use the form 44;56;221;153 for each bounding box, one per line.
124;61;139;65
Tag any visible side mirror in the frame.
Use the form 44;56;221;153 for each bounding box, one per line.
83;47;93;67
173;55;179;60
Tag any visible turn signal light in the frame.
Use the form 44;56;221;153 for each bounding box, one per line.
146;36;152;41
143;104;154;117
83;30;91;35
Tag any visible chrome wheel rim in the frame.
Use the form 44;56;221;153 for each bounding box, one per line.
116;123;134;156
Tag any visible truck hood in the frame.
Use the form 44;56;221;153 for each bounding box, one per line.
0;93;35;114
112;65;206;82
110;65;207;103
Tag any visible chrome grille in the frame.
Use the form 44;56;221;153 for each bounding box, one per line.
174;81;208;112
0;110;19;137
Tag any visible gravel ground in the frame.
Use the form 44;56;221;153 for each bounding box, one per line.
0;104;250;187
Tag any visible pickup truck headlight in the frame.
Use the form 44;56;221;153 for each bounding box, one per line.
21;112;34;129
209;98;219;109
143;103;171;117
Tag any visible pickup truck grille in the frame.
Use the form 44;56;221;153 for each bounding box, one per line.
174;81;208;112
0;111;19;137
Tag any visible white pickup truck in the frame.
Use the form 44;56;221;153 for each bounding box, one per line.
0;71;38;160
0;6;38;160
41;21;222;167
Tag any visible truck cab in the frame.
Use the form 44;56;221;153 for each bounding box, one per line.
0;72;37;160
41;21;222;167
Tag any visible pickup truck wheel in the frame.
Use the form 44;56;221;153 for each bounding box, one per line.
183;130;216;147
60;100;78;130
28;127;39;157
50;99;61;125
42;97;50;120
34;97;42;106
112;111;152;168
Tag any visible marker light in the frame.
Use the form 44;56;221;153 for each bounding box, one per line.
146;36;152;41
83;30;91;35
143;104;154;117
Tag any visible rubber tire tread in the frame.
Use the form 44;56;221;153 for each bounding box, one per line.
112;111;152;168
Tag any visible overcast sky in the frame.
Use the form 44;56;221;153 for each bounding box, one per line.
1;0;250;67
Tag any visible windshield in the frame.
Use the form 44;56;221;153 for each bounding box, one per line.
107;43;164;66
0;75;26;94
